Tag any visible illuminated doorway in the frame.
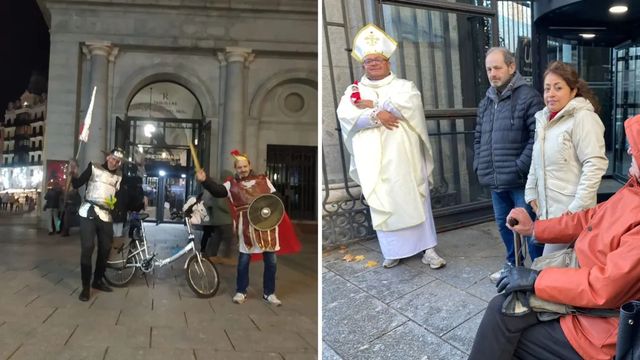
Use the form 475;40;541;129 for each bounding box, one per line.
117;82;209;223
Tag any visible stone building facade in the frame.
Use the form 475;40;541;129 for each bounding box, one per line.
37;0;317;223
1;91;47;192
322;1;533;245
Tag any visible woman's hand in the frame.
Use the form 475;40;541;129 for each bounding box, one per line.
529;199;539;214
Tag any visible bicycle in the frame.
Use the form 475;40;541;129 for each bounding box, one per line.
104;212;220;298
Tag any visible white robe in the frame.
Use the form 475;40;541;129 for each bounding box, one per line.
337;73;437;259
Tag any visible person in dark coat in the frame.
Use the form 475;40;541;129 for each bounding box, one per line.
117;164;145;240
44;184;62;235
60;188;82;237
474;47;545;282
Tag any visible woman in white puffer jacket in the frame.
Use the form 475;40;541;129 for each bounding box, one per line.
525;61;608;255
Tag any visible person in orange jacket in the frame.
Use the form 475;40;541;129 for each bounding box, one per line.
469;114;640;360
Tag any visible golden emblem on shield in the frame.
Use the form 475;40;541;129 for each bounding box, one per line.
247;194;285;231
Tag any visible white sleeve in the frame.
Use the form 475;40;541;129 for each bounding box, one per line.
381;99;403;119
567;111;608;213
352;111;381;131
223;181;233;202
266;179;277;193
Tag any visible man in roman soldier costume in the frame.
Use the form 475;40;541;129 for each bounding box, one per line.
195;150;300;306
69;148;124;301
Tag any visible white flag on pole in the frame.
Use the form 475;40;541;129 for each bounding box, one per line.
78;86;97;142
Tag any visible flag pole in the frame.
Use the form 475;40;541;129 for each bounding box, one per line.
189;142;202;172
183;126;202;172
64;86;97;198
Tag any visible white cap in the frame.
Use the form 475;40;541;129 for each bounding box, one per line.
351;23;398;63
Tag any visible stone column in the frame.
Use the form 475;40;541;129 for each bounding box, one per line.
219;47;254;172
81;41;117;167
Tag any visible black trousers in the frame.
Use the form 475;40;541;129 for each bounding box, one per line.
60;205;77;235
79;216;113;283
469;293;583;360
128;217;139;239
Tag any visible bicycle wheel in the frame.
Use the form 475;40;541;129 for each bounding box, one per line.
185;255;219;298
105;244;137;287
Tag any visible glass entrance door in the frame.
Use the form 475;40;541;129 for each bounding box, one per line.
612;45;640;181
123;116;203;223
161;174;187;222
143;172;187;223
143;176;160;222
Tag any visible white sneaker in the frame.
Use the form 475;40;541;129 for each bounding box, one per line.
263;294;282;306
422;248;446;269
232;292;246;304
382;259;400;268
489;263;513;284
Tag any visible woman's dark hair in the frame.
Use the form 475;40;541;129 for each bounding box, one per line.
544;61;600;113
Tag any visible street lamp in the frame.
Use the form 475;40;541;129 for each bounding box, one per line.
609;5;628;14
143;124;156;138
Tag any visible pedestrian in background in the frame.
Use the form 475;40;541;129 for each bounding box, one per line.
44;185;62;234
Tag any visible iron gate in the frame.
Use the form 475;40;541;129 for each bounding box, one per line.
266;144;317;221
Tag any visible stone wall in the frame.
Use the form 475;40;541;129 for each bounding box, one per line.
38;0;317;228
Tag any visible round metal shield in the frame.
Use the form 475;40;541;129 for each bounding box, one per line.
247;194;285;231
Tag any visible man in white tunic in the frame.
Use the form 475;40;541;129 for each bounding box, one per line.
336;24;445;269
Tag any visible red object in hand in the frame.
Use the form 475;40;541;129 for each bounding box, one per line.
350;80;361;104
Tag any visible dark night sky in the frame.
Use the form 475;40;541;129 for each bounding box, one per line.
0;0;50;111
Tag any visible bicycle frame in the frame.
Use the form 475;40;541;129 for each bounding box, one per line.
105;211;220;298
108;215;202;271
154;219;198;268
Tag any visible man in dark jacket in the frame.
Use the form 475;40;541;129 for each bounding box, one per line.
59;188;81;237
474;47;545;282
112;163;145;234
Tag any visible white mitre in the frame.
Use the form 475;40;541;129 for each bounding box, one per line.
351;23;398;62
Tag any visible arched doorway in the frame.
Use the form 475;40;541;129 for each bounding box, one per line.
116;81;209;223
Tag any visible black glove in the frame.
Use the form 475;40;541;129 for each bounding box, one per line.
496;267;539;294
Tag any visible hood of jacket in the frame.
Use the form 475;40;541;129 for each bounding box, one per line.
485;72;528;102
535;97;595;123
625;114;640;168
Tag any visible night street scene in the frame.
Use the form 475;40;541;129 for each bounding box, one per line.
0;0;317;359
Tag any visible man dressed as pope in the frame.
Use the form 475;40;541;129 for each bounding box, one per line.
337;24;446;269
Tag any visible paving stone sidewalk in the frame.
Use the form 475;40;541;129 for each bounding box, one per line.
322;222;506;360
0;214;317;360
